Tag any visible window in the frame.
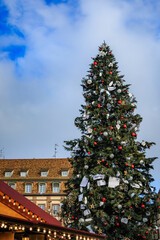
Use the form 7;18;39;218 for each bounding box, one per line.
53;205;59;216
39;183;46;193
61;170;68;177
8;182;15;189
41;171;48;177
20;171;27;177
53;182;60;193
5;171;13;177
25;183;32;193
38;204;45;210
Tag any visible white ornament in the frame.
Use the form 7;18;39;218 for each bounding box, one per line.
121;141;126;145
121;218;128;224
141;141;146;146
140;160;144;164
84;165;89;169
93;174;105;180
87;79;92;84
106;114;110;119
110;154;114;159
103;131;108;136
78;194;83;202
99;51;106;57
85;218;93;222
79;218;84;223
117;120;121;124
117;89;121;93
135;127;138;131
130;193;135;198
99;201;104;207
146;211;150;216
87;182;90;190
80;204;85;209
97;180;106;186
129;176;133;181
92;101;95;105
118;204;122;209
128;93;132;97
116;124;120;130
108;63;113;67
143;218;148;222
80;176;88;187
116;171;120;177
84;209;91;216
99;72;103;77
116;81;121;86
87;128;92;134
109;81;113;86
77;174;80;178
108;177;120;188
84;197;87;204
108;86;116;91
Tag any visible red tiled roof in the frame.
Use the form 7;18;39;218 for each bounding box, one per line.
0;179;62;227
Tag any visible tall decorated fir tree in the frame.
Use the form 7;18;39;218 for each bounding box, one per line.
61;42;158;240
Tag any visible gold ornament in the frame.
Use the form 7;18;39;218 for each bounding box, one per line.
122;101;126;105
117;136;121;140
97;160;101;164
98;229;102;234
121;186;124;190
124;171;128;175
90;204;95;209
128;215;132;220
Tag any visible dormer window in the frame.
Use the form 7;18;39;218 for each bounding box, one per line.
20;171;28;177
41;171;48;177
61;170;68;177
5;171;13;177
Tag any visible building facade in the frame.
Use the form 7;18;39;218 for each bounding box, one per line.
0;158;72;220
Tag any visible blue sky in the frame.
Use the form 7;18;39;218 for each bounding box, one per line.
0;0;160;190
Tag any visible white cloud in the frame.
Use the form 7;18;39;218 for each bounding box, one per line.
0;0;160;189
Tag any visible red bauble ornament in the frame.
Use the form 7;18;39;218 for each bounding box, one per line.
76;125;78;127
130;206;133;209
102;80;104;83
137;234;140;236
115;217;118;219
126;90;128;93
116;223;119;226
110;138;113;141
123;124;127;128
102;159;105;162
94;128;96;130
155;231;158;234
104;223;107;226
86;84;88;86
94;142;97;145
71;216;74;219
112;95;115;98
90;192;93;195
118;146;122;150
94;61;97;65
132;108;134;111
90;73;93;75
109;52;112;55
102;197;106;202
131;164;134;168
117;100;121;104
142;236;146;239
131;132;136;136
109;71;112;74
126;163;129;166
101;64;104;67
88;105;91;108
106;163;108;166
97;104;101;107
146;231;148;234
120;116;124;119
141;204;145;208
88;152;91;155
148;145;150;148
100;132;103;135
110;126;113;130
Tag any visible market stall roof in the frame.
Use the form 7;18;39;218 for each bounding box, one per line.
0;180;106;240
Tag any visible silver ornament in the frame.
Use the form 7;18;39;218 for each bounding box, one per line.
87;79;92;84
117;89;121;93
129;93;132;97
116;124;120;130
99;72;102;76
140;160;144;164
118;204;122;209
84;165;89;169
143;218;148;222
108;62;113;67
141;141;146;146
109;81;113;86
110;154;114;159
103;131;108;136
116;81;121;86
99;51;106;57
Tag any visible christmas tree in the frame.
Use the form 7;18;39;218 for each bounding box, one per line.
61;42;158;240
